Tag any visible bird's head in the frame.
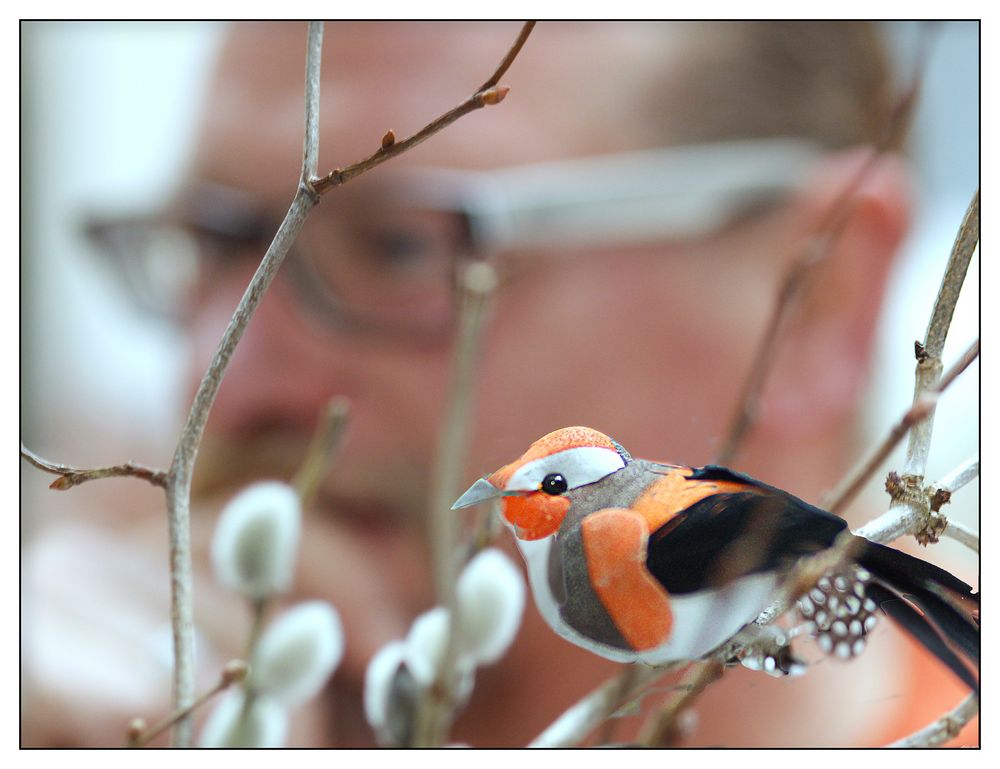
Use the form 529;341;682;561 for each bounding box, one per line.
452;426;631;540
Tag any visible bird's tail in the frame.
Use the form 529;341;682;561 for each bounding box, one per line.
854;539;979;691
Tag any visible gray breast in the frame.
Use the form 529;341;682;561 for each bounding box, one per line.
545;461;658;651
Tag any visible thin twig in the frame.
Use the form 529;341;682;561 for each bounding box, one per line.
714;34;929;467
942;520;979;554
166;189;317;749
477;21;536;92
162;22;326;746
293;396;351;509
904;189;979;477
933;455;979;496
928;453;979;555
20;442;167;490
127;660;248;748
312;21;536;196
821;338;979;516
301;22;323;184
637;660;724;747
887;692;979;747
529;663;682;748
414;263;499;747
750;530;863;629
594;664;638;746
936;337;980;394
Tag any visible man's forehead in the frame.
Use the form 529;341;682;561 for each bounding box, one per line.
193;22;682;195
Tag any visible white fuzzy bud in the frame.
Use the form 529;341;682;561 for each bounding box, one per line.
211;482;301;599
363;640;425;746
199;690;287;748
455;548;525;665
363;641;406;736
404;606;451;687
252;601;344;706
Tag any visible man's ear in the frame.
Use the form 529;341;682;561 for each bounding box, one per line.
756;147;912;442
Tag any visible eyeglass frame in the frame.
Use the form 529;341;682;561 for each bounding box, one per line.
85;136;824;343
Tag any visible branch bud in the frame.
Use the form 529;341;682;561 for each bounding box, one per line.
221;659;249;686
480;85;510;105
381;129;396;149
126;717;147;746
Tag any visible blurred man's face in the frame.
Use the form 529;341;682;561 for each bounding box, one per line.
190;20;794;512
184;22;807;712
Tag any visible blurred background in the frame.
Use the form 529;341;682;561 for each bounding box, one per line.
19;20;980;745
21;19;979;554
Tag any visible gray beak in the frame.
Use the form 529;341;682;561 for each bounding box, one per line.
451;477;503;509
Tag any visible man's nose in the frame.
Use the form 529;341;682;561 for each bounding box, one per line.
188;266;353;439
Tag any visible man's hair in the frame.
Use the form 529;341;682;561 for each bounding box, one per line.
637;22;894;150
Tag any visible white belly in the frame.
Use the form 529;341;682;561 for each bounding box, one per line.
517;536;778;664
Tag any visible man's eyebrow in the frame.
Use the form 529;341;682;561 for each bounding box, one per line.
170;181;275;238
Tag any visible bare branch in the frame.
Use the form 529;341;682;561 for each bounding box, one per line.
293;396;351;509
929;455;980;552
821;338;979;516
477;21;536;92
163;23;327;747
301;22;324;182
942;520;979;553
126;660;248;748
312;21;535;196
904;189;978;477
20;443;167;490
529;663;681;748
637;660;724;747
936;337;980;393
714;37;928;467
934;455;979;496
415;262;499;747
887;693;978;748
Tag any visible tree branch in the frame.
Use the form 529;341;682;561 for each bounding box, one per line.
415;263;499;747
529;663;682;748
20;442;167;490
126;660;248;748
637;660;724;747
942;520;979;553
162;22;326;746
821;337;978;517
887;693;978;748
905;189;979;477
292;396;351;509
714;34;929;467
312;21;535;196
477;21;536;92
932;455;979;497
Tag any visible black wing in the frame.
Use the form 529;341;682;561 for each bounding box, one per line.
645;465;847;595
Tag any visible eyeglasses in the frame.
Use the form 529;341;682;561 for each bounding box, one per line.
86;137;822;345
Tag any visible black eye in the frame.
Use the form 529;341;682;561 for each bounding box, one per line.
541;473;568;495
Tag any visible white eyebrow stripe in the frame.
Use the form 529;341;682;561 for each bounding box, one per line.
505;447;625;492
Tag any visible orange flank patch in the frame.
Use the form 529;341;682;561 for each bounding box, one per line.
581;508;673;651
631;467;757;533
501;493;570;540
